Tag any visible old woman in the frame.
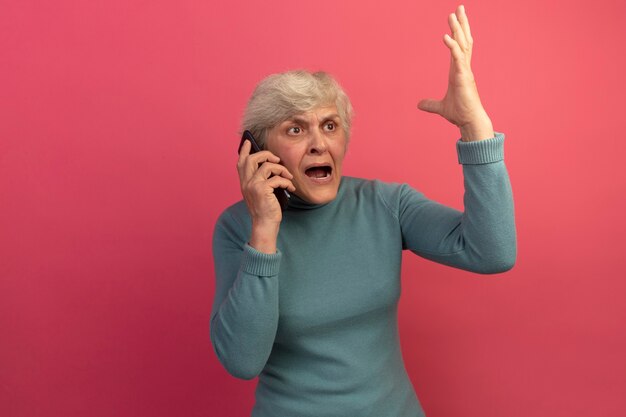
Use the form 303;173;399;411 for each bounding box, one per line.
211;5;516;416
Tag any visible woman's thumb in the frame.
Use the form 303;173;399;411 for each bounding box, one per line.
417;99;441;115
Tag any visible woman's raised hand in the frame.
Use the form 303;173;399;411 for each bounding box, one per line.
417;5;494;142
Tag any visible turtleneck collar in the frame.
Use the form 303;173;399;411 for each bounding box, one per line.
286;177;345;210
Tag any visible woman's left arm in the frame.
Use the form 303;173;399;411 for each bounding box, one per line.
398;134;516;274
399;5;517;273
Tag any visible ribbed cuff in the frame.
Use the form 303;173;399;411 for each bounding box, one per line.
456;132;505;165
241;243;282;277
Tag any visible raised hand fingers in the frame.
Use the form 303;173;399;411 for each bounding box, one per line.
456;5;473;51
448;11;468;52
443;34;465;69
444;5;475;70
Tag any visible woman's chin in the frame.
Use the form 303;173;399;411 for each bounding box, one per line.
296;187;339;205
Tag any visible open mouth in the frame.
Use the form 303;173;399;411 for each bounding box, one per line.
305;165;332;179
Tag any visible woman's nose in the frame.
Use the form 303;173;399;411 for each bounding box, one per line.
308;129;328;154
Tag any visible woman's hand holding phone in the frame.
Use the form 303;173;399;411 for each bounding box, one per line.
237;138;296;254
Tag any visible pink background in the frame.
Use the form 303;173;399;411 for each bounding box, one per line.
1;0;625;416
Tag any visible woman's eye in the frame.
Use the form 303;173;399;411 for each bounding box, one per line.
288;126;301;134
325;122;335;131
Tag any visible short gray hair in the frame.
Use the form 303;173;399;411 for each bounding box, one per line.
241;70;354;148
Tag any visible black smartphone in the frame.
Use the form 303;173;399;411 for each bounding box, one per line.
238;130;291;211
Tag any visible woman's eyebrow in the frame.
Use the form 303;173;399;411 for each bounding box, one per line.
320;113;340;121
288;116;310;125
286;113;340;125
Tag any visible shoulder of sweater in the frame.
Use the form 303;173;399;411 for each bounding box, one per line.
341;176;411;215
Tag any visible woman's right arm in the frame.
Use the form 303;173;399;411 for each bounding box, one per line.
210;139;295;380
210;213;281;380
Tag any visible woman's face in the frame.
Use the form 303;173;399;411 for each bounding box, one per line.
265;105;347;205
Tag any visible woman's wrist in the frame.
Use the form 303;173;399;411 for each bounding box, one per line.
249;221;280;254
459;111;494;142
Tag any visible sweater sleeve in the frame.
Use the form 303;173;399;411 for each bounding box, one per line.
210;210;281;379
398;132;517;274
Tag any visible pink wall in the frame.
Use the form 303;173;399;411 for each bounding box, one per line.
1;1;625;416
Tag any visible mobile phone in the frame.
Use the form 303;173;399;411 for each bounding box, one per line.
238;130;291;211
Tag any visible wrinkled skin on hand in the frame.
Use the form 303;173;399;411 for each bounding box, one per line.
418;5;494;142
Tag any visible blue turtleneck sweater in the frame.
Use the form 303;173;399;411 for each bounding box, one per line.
211;133;516;417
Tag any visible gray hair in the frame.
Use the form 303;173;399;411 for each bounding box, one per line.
241;70;354;148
